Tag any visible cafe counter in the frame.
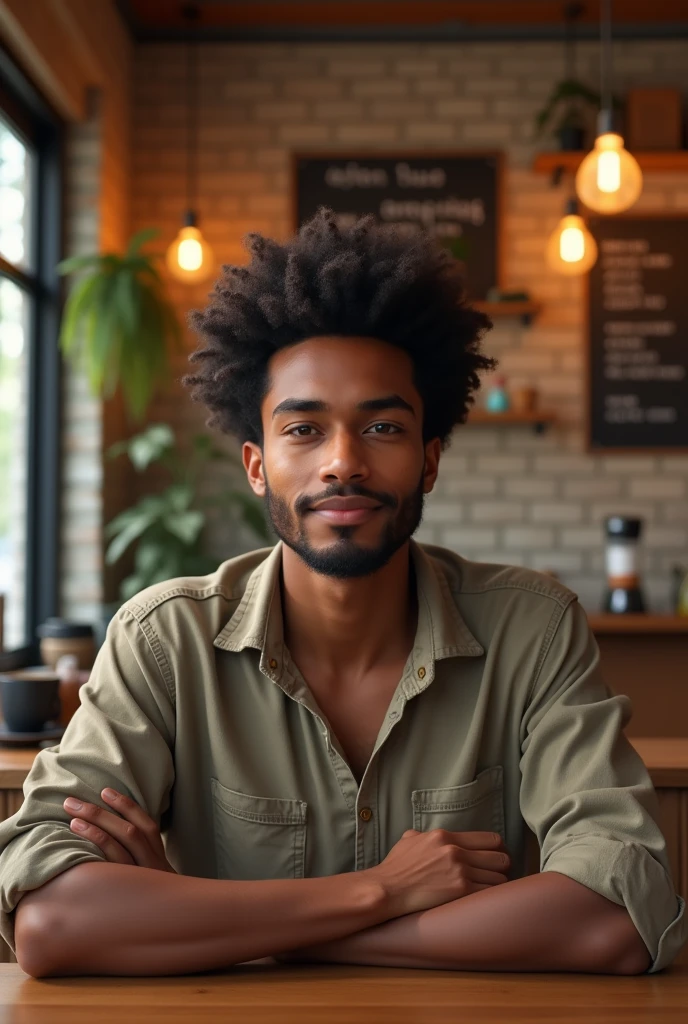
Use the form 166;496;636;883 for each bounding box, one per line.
0;738;686;968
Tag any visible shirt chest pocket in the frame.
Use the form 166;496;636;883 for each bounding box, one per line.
211;778;308;881
411;765;505;840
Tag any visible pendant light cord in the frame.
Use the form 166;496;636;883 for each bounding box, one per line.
564;2;582;82
183;3;200;217
600;0;613;115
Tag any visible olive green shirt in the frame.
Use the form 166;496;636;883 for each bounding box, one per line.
0;540;685;970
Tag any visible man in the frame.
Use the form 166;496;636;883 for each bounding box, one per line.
0;209;685;978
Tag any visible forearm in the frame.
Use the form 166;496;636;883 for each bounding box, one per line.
282;872;651;975
17;862;389;978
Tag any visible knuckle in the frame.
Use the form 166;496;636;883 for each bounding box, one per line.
125;824;138;839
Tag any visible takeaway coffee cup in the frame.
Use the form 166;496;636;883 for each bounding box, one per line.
0;669;61;733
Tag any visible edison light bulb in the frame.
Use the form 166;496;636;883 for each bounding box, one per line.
546;199;598;276
575;129;643;214
166;214;214;283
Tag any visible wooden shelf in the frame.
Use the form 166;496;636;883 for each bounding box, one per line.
533;151;688;175
587;614;688;634
629;738;688;788
473;301;541;325
466;409;556;434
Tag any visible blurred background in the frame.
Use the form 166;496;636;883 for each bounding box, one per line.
0;1;687;734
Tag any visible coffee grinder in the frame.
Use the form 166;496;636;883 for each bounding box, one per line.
602;516;647;614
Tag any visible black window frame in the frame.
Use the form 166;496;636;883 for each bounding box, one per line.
0;44;63;669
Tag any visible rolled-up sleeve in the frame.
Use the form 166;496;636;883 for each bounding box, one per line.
0;607;176;956
519;597;687;973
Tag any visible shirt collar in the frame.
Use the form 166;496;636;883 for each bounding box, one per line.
213;539;484;678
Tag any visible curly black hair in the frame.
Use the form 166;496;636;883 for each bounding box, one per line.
183;207;496;451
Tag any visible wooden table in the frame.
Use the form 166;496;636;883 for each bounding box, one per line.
1;739;687;971
0;961;687;1023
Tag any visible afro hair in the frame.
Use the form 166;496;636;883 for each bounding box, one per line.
183;206;496;450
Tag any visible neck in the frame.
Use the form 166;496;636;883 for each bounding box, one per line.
280;541;418;685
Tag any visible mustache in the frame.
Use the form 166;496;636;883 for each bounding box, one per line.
295;486;397;516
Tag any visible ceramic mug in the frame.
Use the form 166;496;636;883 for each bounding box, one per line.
0;669;61;733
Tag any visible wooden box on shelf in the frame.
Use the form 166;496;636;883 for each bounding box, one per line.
626;88;683;151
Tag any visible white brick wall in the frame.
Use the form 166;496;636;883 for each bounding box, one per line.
131;39;688;612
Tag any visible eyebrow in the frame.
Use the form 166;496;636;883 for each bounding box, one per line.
271;394;416;419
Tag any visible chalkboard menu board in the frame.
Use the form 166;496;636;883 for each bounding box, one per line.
293;152;502;301
588;215;688;452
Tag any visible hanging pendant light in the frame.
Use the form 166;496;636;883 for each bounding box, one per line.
546;196;598;275
166;2;214;283
575;0;642;213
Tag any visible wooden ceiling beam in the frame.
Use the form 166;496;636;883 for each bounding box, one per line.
118;0;688;37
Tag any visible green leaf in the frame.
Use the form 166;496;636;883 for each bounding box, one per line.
163;509;205;545
225;490;271;543
123;423;176;471
104;494;167;539
164;483;194;513
58;275;103;359
125;227;160;257
105;508;160;565
56;254;103;276
85;272;118;396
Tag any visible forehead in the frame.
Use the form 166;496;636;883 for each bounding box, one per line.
265;336;416;398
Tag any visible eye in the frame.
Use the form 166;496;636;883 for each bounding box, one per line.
286;424;319;437
366;423;402;434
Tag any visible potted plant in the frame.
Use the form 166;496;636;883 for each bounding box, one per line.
534;79;602;151
105;424;272;601
57;228;270;608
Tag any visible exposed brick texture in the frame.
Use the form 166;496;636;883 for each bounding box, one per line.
129;39;688;612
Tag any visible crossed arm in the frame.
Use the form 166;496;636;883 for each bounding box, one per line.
275;870;651;974
59;788;650;975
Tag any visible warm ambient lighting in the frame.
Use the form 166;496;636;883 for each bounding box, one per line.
546;198;598;276
165;214;214;284
575;118;643;214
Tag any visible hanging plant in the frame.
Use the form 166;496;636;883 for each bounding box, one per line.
57;227;183;424
534;79;603;148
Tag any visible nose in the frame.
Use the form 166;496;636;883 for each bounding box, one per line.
319;429;369;485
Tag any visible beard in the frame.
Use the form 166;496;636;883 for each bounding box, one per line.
264;470;426;580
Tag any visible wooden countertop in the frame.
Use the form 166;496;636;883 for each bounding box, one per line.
587;614;688;634
0;738;686;788
1;962;687;1021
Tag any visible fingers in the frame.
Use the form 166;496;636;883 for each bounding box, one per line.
456;846;511;872
101;789;161;847
68;817;135;865
465;865;510;886
63;794;153;867
448;831;506;851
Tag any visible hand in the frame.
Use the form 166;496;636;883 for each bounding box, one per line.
63;788;176;873
365;828;511;918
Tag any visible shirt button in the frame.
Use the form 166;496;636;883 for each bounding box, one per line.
389;711;399;720
359;807;373;821
269;659;278;670
417;666;426;679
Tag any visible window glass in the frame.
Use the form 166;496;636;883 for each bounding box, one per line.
0;114;34;272
0;277;29;649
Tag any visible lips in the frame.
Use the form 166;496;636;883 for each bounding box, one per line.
308;495;384;526
311;496;382;511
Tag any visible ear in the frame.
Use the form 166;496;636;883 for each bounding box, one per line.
422;437;441;495
242;441;266;498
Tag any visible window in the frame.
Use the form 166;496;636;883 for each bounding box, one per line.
0;50;62;663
